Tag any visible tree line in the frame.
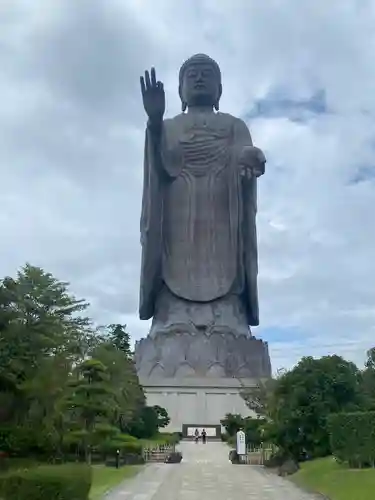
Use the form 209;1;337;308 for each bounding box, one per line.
222;349;375;468
0;263;172;465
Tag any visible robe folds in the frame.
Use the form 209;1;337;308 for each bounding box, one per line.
139;111;259;326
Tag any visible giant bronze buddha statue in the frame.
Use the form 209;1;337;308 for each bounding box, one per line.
135;54;270;379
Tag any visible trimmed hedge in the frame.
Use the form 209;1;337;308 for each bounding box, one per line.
161;433;180;445
328;411;375;468
111;441;143;455
227;435;236;447
100;434;142;454
0;463;92;500
113;434;139;443
0;425;57;457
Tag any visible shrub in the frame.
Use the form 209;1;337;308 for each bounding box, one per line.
243;417;263;447
0;425;56;457
98;434;141;458
0;463;92;500
328;411;375;468
176;432;183;441
160;433;180;445
120;441;143;455
0;450;9;471
102;439;142;456
123;441;140;454
227;435;236;447
114;434;139;443
220;413;244;437
139;433;179;450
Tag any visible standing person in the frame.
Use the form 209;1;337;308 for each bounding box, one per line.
201;429;207;444
194;428;199;444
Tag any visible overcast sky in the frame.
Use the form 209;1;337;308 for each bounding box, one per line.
1;0;375;371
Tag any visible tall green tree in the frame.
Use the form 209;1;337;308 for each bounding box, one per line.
91;341;145;430
239;369;286;418
108;323;132;358
0;264;92;388
153;405;170;429
62;359;119;464
0;264;95;454
126;406;161;439
361;347;375;410
220;413;244;436
266;355;364;459
365;347;375;370
0;263;167;459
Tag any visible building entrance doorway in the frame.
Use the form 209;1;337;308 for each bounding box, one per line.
182;424;221;440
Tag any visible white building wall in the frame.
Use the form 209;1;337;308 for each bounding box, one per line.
143;378;257;433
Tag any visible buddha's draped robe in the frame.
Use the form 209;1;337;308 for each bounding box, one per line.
139;111;259;327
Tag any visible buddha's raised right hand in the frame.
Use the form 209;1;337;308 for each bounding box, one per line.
140;68;165;123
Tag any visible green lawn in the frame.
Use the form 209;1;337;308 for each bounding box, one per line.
90;464;142;500
291;456;375;500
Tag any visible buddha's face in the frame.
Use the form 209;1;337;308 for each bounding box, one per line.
180;62;221;108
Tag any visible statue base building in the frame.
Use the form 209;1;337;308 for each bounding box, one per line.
134;331;271;433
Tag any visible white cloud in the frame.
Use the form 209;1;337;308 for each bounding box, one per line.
1;0;375;371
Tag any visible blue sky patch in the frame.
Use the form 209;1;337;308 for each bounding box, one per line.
349;164;375;184
257;325;304;343
246;88;327;122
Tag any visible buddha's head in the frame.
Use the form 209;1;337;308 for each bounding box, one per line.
179;54;222;112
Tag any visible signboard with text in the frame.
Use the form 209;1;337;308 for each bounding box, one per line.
236;430;246;455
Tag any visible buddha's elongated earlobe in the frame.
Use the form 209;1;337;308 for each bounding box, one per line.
179;84;187;112
214;84;222;111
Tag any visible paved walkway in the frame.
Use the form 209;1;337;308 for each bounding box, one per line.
106;441;320;500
